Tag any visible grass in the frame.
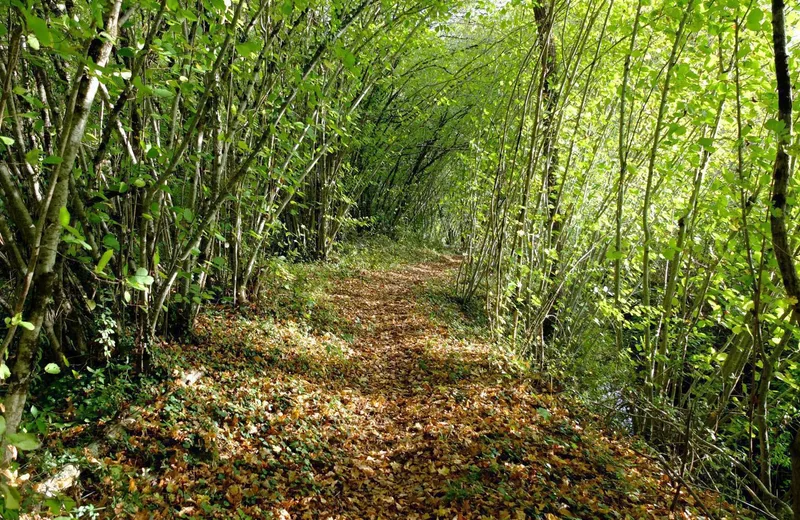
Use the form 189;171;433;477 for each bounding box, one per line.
246;234;451;336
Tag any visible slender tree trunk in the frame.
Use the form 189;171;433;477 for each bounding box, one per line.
614;0;643;353
644;0;693;393
534;0;562;348
792;423;800;520
767;0;799;517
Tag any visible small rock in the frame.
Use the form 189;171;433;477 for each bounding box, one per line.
179;369;204;386
35;464;80;497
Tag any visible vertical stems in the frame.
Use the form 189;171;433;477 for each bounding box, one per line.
614;0;642;352
643;0;693;392
767;0;800;516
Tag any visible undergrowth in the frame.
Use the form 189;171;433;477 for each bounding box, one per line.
11;236;744;519
13;235;449;518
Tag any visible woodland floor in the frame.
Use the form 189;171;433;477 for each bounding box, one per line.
34;255;742;519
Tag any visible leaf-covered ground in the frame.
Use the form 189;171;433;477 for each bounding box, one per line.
33;256;743;519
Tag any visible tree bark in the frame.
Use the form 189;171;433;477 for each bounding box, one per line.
792;423;800;520
767;0;799;517
534;0;561;347
614;0;643;353
644;0;693;393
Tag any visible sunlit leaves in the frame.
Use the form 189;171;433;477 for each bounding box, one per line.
127;268;155;291
4;314;34;331
745;8;764;31
59;207;71;228
5;432;40;451
335;45;357;70
96;249;114;274
0;483;21;510
24;12;53;48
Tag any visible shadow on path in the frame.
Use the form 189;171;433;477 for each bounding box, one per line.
99;258;732;519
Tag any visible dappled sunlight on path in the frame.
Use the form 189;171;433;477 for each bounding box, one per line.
280;259;728;519
75;259;736;519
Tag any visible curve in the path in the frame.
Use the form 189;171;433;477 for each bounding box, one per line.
288;259;709;520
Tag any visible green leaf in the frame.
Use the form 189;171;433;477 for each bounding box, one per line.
766;118;787;134
27;34;40;50
0;483;21;510
44;363;61;375
18;321;34;331
133;76;150;95
127;268;154;290
0;136;14;146
59;206;71;227
668;123;687;136
0;364;9;380
61;495;76;513
153;88;174;98
0;417;5;436
6;432;40;451
341;48;356;70
236;40;261;57
746;8;763;31
103;234;121;251
536;407;552;420
96;249;114;274
698;137;715;152
25;13;53;47
25;148;40;163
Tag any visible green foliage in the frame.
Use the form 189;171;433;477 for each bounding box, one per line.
1;0;799;515
352;0;800;513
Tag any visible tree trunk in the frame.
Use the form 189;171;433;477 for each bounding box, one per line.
767;0;799;517
534;0;561;347
614;0;643;352
792;424;800;520
644;0;693;394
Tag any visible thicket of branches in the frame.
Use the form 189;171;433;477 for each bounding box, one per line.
441;0;800;516
0;0;454;475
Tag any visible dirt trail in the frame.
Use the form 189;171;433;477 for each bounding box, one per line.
277;258;723;519
83;258;733;519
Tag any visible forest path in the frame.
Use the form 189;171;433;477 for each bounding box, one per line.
91;257;732;519
260;258;721;519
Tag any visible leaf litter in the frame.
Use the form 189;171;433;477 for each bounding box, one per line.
30;258;744;519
